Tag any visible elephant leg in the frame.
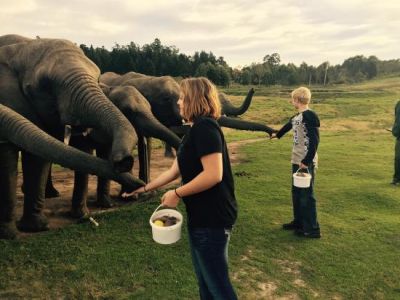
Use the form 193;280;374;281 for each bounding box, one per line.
164;142;175;158
70;135;93;218
0;143;19;239
71;171;90;218
147;137;152;174
45;164;60;198
138;136;151;183
17;151;51;232
21;162;61;201
95;145;114;208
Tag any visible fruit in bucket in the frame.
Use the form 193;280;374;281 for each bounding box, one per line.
153;215;178;227
296;172;310;177
154;220;164;227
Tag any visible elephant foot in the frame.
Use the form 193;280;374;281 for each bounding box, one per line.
45;186;60;198
17;215;49;233
0;223;18;240
96;195;114;208
70;206;89;219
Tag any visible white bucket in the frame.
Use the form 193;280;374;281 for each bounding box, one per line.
149;204;183;244
293;168;312;188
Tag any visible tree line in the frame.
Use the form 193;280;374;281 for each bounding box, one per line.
80;38;400;86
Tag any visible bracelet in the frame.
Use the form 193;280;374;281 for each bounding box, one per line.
174;188;182;198
143;185;148;192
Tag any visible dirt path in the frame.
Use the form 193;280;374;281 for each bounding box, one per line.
15;138;266;237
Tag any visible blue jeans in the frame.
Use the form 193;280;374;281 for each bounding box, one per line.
394;139;400;181
292;164;320;233
188;227;237;300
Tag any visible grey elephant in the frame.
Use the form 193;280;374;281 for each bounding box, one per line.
57;84;181;217
100;71;256;122
0;35;143;239
100;72;275;155
101;71;183;128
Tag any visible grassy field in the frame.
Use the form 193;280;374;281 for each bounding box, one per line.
1;76;400;299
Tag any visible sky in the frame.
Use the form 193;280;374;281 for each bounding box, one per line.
1;0;399;69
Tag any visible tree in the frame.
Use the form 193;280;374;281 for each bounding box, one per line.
263;53;281;67
240;69;251;85
250;63;266;85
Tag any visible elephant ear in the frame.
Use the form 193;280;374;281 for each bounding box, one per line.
23;65;55;99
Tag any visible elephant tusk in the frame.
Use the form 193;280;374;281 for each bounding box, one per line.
64;125;72;145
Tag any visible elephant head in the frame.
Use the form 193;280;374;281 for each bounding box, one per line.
0;36;136;172
57;84;182;216
101;72;183;128
105;85;181;150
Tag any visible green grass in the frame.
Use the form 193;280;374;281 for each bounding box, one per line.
1;77;400;299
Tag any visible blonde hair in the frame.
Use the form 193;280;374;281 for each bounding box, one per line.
179;77;221;122
291;87;311;104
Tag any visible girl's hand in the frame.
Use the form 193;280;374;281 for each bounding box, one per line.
121;185;146;199
161;190;180;208
270;133;277;139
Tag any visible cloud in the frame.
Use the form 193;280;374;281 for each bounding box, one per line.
1;0;399;67
1;0;37;14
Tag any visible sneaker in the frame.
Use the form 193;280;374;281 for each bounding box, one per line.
391;180;400;186
282;221;301;230
294;229;321;238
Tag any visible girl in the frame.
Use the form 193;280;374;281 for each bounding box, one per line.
123;77;238;299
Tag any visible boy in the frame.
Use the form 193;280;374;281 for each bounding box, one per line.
271;87;321;238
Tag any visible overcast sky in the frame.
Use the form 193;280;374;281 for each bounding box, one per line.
1;0;399;68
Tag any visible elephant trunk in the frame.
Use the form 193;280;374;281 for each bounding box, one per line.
218;115;275;136
131;113;181;150
221;88;255;116
62;72;137;172
0;104;144;190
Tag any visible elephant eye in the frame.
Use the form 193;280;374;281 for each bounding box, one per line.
39;77;52;90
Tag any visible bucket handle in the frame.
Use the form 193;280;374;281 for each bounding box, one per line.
294;167;310;175
150;204;180;221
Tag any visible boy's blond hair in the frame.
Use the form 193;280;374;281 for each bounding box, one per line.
179;77;221;122
291;87;311;104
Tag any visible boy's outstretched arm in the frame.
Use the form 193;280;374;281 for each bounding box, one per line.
275;119;293;139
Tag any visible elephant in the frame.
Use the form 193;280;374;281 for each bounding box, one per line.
100;71;256;122
0;34;143;239
100;72;275;156
51;84;182;217
0;105;144;239
100;71;183;129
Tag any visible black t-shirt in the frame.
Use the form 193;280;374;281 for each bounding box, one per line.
177;116;237;228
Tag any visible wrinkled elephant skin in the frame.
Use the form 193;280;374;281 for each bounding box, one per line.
0;35;142;239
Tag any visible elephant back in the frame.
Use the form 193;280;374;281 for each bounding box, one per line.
0;34;32;47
